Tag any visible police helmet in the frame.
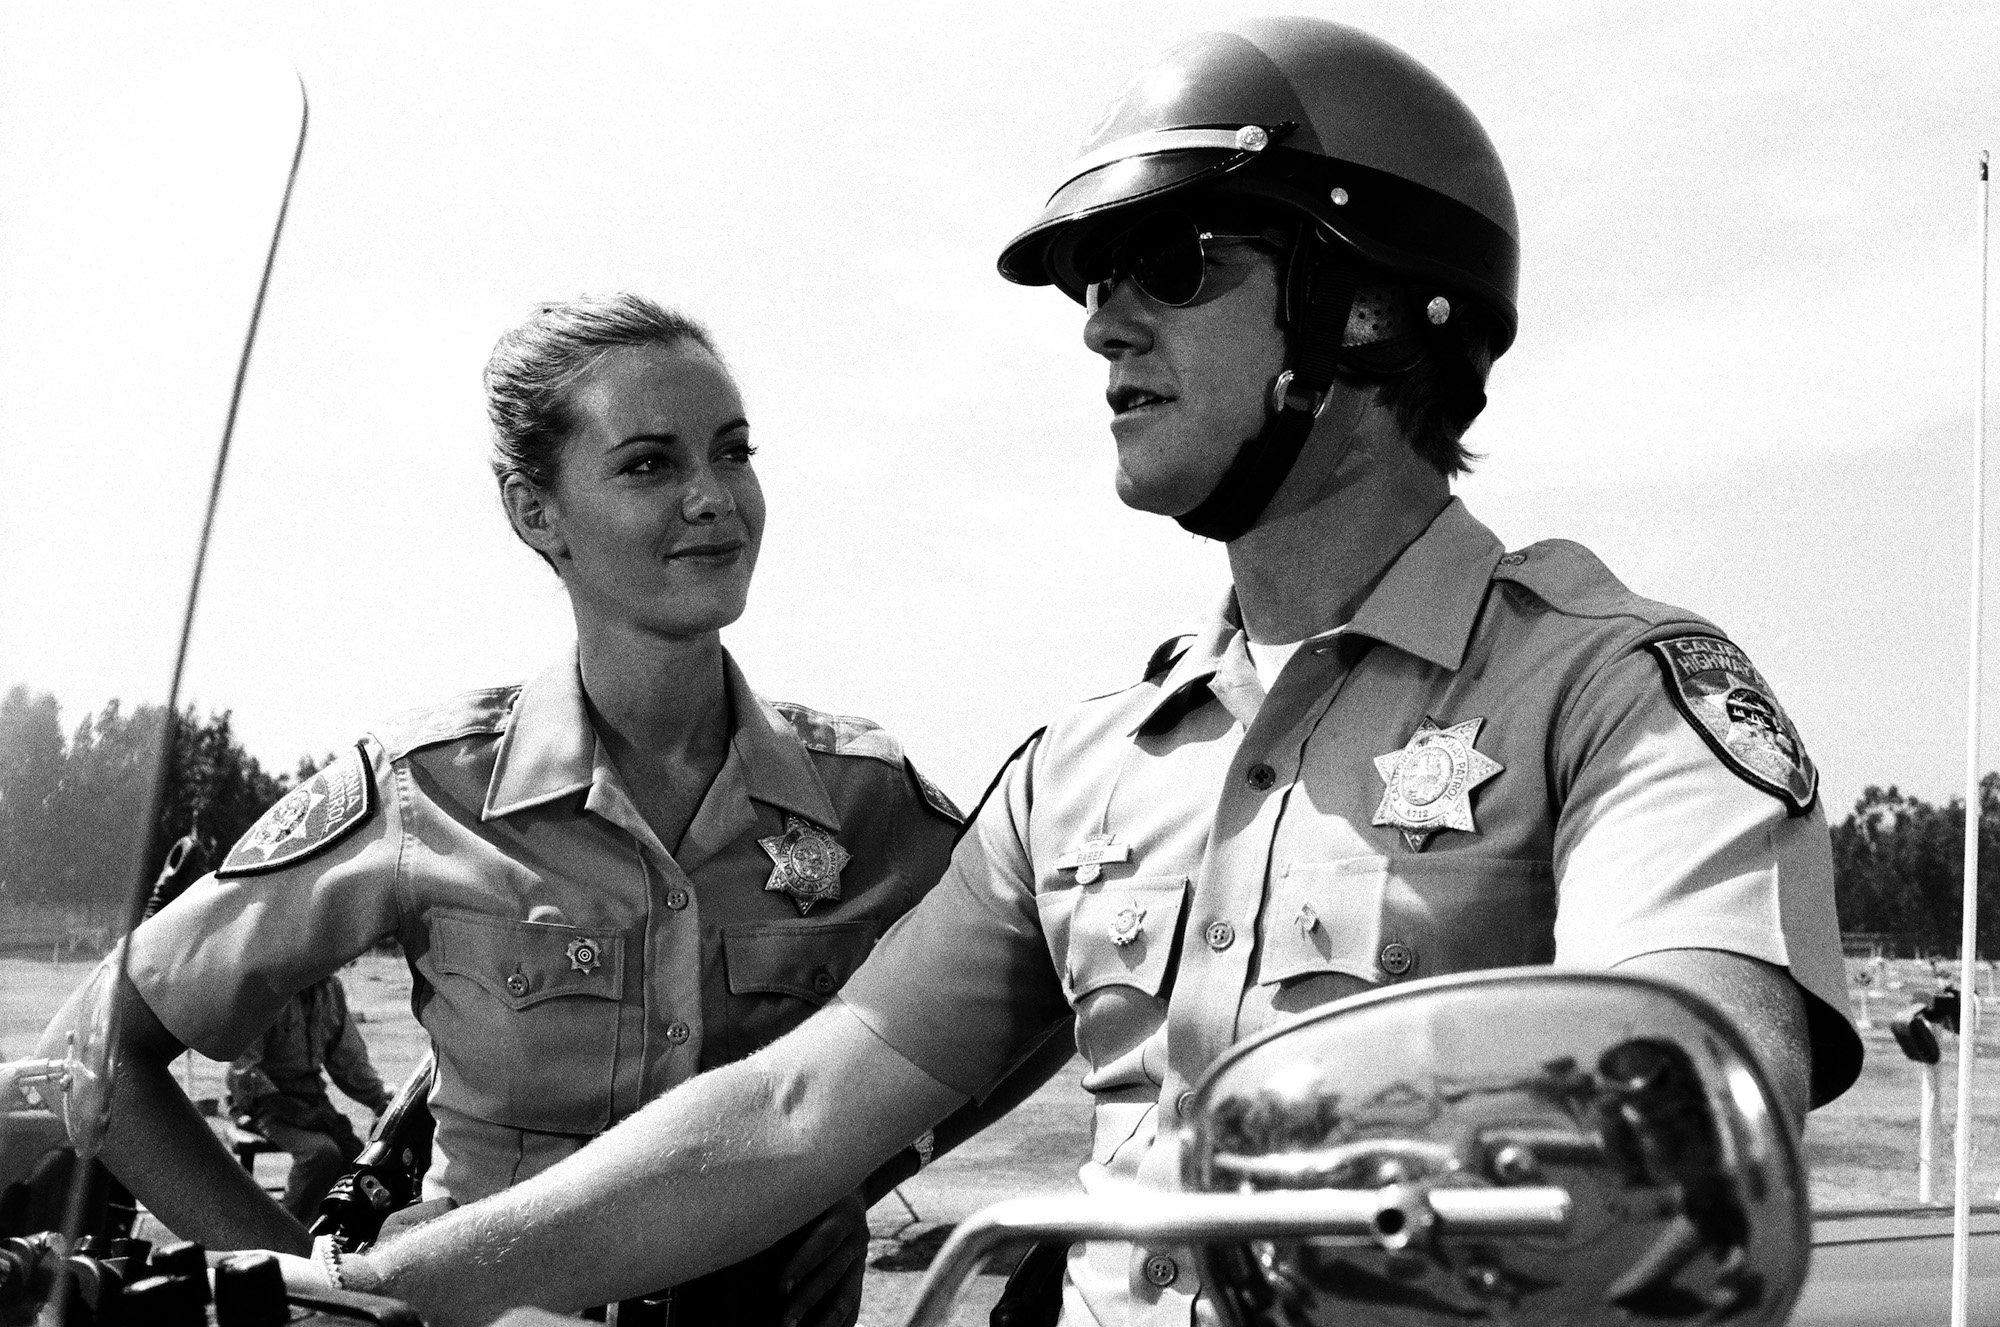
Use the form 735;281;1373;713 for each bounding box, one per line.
998;19;1521;539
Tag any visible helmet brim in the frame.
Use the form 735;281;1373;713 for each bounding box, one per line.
998;146;1249;297
998;146;1518;354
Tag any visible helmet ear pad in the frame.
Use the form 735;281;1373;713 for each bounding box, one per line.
1222;190;1490;444
1180;179;1497;470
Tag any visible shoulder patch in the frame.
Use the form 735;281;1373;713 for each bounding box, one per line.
218;743;377;877
771;701;905;768
1650;635;1818;815
905;758;963;825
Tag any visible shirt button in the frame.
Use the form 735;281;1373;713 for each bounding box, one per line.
1143;1254;1179;1288
1176;1091;1196;1118
1205;920;1235;951
1379;942;1415;976
666;1021;691;1045
504;973;529;997
665;887;690;910
1245;763;1277;791
812;969;837;997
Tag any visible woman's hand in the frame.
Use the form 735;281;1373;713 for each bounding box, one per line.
775;1190;870;1327
38;964;310;1253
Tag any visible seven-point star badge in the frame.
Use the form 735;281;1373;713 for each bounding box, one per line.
760;816;850;914
1372;717;1504;851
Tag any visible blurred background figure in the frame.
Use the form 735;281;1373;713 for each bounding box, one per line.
226;973;391;1223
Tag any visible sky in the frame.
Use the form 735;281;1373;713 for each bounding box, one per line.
2;0;1997;820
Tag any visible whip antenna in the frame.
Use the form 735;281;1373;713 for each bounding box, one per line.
1952;146;1990;1327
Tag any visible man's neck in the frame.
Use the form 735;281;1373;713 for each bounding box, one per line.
1225;413;1452;645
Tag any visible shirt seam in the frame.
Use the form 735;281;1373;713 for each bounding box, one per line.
1546;607;1712;789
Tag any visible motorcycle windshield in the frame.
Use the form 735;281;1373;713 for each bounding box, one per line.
0;30;304;1217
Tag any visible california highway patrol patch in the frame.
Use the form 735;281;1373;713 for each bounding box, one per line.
218;743;375;877
1650;635;1818;815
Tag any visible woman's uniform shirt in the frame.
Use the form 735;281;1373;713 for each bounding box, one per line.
838;499;1859;1327
130;649;960;1202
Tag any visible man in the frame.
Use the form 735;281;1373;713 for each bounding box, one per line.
320;18;1860;1325
228;972;392;1223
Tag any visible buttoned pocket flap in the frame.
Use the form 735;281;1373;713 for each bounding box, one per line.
1043;875;1189;999
1259;858;1389;985
723;919;878;1004
431;910;625;1010
1260;856;1555;986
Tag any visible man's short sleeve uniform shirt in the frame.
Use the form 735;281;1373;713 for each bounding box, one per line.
841;498;1857;1326
128;648;959;1203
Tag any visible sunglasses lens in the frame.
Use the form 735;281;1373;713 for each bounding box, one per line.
1124;213;1205;306
1081;213;1206;308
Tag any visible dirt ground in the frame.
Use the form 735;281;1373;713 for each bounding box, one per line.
6;951;1996;1324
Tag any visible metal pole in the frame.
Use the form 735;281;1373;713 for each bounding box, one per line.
1922;1059;1939;1204
1951;147;1991;1327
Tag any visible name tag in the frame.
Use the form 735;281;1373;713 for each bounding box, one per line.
1055;833;1130;885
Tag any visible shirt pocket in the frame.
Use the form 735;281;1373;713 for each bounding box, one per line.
424;909;626;1133
1258;856;1555;987
1038;875;1190;1000
719;919;880;1063
722;919;878;1004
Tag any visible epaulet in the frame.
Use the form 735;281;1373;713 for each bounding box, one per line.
1491;540;1708;629
772;701;960;824
373;685;519;761
770;701;905;768
1143;633;1195;681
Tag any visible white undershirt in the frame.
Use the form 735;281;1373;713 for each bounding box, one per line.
1245;637;1305;692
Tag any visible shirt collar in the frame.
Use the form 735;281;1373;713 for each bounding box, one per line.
1342;497;1504;672
484;647;596;819
721;652;842;833
483;646;840;832
1132;595;1235;737
1131;498;1503;735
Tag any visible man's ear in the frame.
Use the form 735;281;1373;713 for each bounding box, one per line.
502;474;567;564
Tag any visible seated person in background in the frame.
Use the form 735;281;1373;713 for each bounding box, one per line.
226;973;391;1224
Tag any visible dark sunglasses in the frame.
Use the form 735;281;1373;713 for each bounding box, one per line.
1080;211;1283;309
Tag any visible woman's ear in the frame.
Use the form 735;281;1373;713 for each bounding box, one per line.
502;474;567;564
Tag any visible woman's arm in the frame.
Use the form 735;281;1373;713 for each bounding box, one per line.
39;969;311;1252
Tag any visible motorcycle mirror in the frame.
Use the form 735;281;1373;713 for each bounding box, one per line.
900;970;1806;1327
1185;969;1809;1327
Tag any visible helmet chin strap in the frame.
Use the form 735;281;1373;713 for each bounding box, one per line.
1175;231;1359;542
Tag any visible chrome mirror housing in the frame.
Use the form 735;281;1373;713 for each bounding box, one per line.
1183;969;1808;1327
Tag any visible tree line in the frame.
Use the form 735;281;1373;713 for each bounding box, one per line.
0;685;319;930
1830;778;2000;958
0;679;1992;956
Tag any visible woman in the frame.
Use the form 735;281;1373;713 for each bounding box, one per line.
42;294;963;1323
